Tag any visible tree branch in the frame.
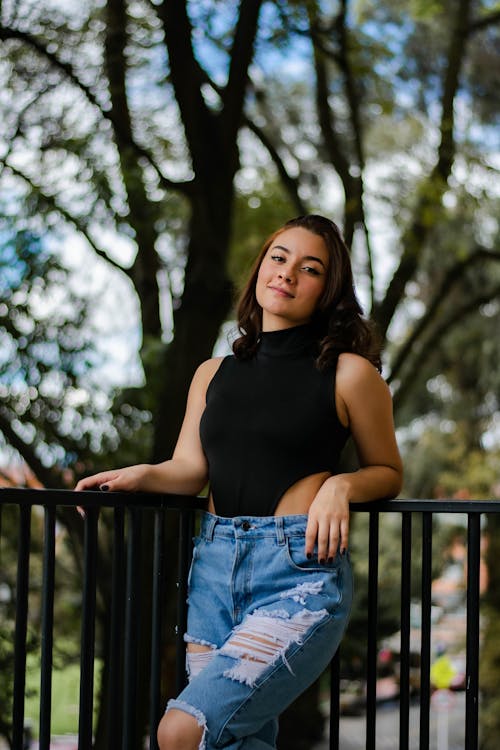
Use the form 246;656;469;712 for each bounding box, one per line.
392;282;500;413
156;0;215;178
222;0;263;144
336;0;374;305
372;0;474;339
0;23;191;195
307;2;366;252
468;10;500;34
104;0;162;337
242;116;307;215
388;247;500;384
435;0;473;181
3;161;131;276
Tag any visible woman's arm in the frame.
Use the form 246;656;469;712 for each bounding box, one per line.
305;353;403;561
74;358;223;495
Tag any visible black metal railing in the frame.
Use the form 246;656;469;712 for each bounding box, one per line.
0;488;207;750
1;489;498;750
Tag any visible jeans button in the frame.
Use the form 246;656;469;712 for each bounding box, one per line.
241;521;251;531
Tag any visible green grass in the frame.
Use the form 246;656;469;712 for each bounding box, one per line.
24;656;102;737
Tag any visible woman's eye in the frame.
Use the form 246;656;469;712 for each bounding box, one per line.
303;266;320;275
271;254;285;263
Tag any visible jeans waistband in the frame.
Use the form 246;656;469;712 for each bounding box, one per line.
199;511;309;543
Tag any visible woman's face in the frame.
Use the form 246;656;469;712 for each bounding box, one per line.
255;227;329;330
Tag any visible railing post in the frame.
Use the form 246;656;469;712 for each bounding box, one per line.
107;506;125;750
150;507;166;750
399;512;412;750
366;511;379;750
39;505;56;750
465;513;481;750
78;506;99;750
122;506;143;750
419;512;433;750
12;504;31;750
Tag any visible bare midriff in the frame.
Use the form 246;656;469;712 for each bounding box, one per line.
207;470;331;517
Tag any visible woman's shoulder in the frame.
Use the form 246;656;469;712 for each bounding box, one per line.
194;356;227;385
336;352;388;393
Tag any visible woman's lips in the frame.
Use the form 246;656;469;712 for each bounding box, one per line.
268;285;294;298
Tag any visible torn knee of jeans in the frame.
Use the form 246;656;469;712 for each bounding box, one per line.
184;634;218;649
166;698;207;749
186;648;217;681
220;608;328;687
184;636;218;681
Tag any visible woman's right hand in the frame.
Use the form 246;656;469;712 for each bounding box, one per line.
74;464;152;517
74;464;151;494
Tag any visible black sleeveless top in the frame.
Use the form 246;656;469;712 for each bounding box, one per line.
199;323;350;517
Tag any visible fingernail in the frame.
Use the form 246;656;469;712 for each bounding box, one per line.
319;558;326;565
340;548;346;556
100;484;109;491
327;557;334;564
306;553;312;559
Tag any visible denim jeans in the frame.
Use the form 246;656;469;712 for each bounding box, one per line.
166;512;353;749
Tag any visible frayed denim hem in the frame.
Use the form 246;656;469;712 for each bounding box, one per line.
166;698;208;749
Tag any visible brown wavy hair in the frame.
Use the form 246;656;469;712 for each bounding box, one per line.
232;214;381;371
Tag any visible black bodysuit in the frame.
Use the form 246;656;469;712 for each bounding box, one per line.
199;323;350;517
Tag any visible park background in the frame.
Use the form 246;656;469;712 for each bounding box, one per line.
0;0;499;748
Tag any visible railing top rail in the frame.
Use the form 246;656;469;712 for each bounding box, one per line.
352;497;500;513
1;487;499;513
0;486;208;511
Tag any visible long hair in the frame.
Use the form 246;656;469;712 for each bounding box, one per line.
232;214;381;371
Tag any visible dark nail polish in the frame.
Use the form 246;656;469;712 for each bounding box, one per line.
327;557;334;564
100;484;109;491
319;558;326;565
306;553;312;559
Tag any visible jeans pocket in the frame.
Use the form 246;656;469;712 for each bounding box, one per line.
284;535;341;574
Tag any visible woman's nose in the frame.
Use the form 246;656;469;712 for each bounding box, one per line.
278;269;294;283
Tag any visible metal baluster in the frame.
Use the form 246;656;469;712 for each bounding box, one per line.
122;506;142;750
39;505;56;749
419;512;433;750
107;506;125;749
12;504;31;750
366;512;379;750
399;512;412;750
78;507;99;750
149;508;166;750
465;513;481;750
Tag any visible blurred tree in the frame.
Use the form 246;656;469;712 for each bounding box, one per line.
0;0;499;747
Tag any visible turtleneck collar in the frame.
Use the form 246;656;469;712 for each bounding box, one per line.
258;323;317;358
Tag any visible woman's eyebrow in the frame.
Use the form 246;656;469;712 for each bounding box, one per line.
272;244;326;268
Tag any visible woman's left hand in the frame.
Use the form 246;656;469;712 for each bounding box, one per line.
305;476;350;562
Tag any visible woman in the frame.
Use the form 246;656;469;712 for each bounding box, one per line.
76;214;403;750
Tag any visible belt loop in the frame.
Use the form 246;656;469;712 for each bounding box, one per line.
275;516;285;545
204;514;217;541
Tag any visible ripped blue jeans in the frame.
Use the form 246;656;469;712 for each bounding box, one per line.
166;512;353;749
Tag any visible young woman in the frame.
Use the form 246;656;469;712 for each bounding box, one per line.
76;214;403;750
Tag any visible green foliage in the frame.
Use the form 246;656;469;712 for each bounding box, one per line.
0;219;150;480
